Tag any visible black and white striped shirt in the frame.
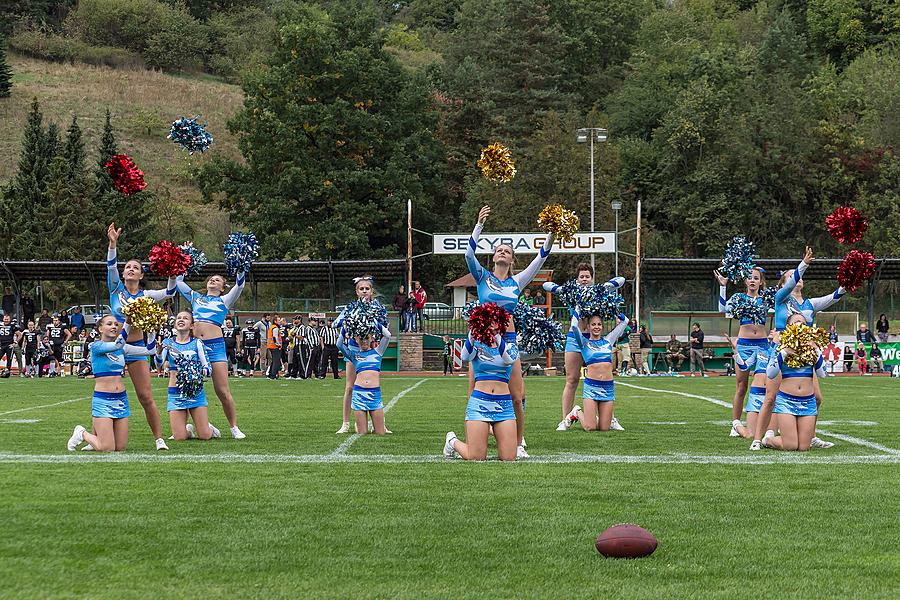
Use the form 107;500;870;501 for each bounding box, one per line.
303;325;321;346
320;325;339;345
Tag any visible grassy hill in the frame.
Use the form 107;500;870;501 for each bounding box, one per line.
0;53;245;254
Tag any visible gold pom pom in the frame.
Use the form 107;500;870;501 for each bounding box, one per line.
537;203;579;242
778;323;829;368
477;142;516;183
122;297;167;333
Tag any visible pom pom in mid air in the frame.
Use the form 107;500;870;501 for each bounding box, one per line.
825;206;868;245
178;242;208;277
477;142;516;183
223;231;259;276
727;294;768;325
105;154;146;196
122;296;167;332
513;303;563;354
778;323;829;369
148;240;191;277
719;236;757;282
168;116;213;154
537;203;579;243
342;300;387;340
836;249;876;292
468;302;510;345
173;354;205;399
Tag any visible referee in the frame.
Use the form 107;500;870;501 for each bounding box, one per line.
303;317;322;379
320;318;340;379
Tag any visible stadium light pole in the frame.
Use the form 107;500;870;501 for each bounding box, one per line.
575;127;608;273
611;199;622;277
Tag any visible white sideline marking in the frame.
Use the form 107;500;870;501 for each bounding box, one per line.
0;396;88;417
328;379;428;457
617;381;900;455
0;419;41;424
646;421;689;425
0;451;897;465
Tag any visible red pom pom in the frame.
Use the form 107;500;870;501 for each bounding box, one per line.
148;240;191;277
105;154;147;196
468;303;510;345
836;250;876;292
825;206;868;245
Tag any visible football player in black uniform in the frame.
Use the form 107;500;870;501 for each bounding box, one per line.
223;317;239;376
46;315;71;377
0;314;22;375
240;323;260;376
20;321;41;377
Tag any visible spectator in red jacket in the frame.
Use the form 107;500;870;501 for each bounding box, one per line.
414;281;427;331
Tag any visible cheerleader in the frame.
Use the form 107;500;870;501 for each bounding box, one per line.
175;271;247;439
106;223;176;451
158;310;220;441
336;322;392;435
725;332;774;440
714;267;769;436
443;323;519;461
333;276;391;434
543;264;626;431
559;310;628;432
66;316;156;452
465;205;554;458
760;314;827;451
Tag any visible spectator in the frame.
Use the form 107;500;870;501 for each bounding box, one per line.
828;324;838;343
392;285;406;331
2;286;15;318
876;314;889;343
413;281;427;331
267;314;282;380
37;308;52;331
856;323;874;343
403;292;418;332
58;309;70;329
824;339;841;373
855;342;867;375
617;339;631;375
843;343;855;372
21;294;35;325
442;335;453;376
665;334;685;372
70;306;85;332
870;342;885;373
534;290;546;306
638;325;653;374
520;288;535;306
256;313;271;376
689;323;706;377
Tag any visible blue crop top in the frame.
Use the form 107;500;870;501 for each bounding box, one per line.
568;313;628;365
159;337;210;375
774;260;845;331
107;247;176;325
337;324;391;374
718;290;768;325
175;273;246;327
766;348;826;380
91;324;157;378
461;332;518;383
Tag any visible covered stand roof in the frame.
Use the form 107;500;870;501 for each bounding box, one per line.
640;257;900;282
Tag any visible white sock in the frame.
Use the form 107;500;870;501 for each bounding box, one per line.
732;419;742;428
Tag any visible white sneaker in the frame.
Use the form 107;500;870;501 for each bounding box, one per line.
81;443;94;451
210;424;221;439
810;436;834;449
231;426;246;439
384;426;393;435
155;437;169;451
516;445;529;459
336;422;350;434
443;432;458;458
167;435;175;440
521;436;527;448
556;419;569;431
761;430;775;448
730;419;742;437
67;425;86;451
610;416;625;431
749;440;762;451
186;424;196;439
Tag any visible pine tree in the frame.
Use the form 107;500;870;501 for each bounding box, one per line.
63;115;86;181
7;99;49;257
42;154;93;260
92;108;120;240
0;35;12;99
45;121;60;162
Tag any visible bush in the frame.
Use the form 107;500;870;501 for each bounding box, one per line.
64;0;181;53
8;30;144;69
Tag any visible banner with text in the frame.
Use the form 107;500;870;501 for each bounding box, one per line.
434;232;615;255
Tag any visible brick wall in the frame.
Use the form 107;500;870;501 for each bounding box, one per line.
398;333;423;371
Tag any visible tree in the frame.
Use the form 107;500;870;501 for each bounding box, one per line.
200;3;446;260
0;34;12;98
63;115;86;181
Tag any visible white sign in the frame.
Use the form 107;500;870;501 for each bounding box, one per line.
434;232;615;255
308;312;326;319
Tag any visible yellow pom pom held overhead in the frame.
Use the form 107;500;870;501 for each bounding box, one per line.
121;296;167;333
477;142;516;183
537;203;579;243
777;323;829;369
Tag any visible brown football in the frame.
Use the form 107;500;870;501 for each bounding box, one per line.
595;524;658;558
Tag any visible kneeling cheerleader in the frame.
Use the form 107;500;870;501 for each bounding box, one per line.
159;310;220;441
337;319;392;435
444;303;519;461
726;331;775;440
66;316;156;452
560;309;628;432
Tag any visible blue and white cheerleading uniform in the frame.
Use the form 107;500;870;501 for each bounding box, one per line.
544;277;626;354
175;273;245;363
465;222;554;345
717;288;771;370
732;342;774;413
159;337;211;411
336;324;391;411
332;300;386;351
774;260;845;331
766;348;826;416
568;313;628;402
90;324;157;419
107;247;175;363
461;333;518;422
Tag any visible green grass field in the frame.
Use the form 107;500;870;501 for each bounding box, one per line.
1;374;898;599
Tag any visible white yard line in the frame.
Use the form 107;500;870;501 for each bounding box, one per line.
617;381;900;455
0;451;896;465
0;396;88;417
328;379;428;458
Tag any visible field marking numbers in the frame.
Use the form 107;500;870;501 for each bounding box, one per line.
0;396;88;417
328;379;428;458
617;381;900;455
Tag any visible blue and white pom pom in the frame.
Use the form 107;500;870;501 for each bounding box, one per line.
720;236;757;282
223;231;259;277
552;280;586;311
513;303;564;354
168;116;213;154
174;354;205;399
759;286;777;309
727;294;768;325
343;300;386;339
461;300;481;321
581;288;625;320
178;242;208;277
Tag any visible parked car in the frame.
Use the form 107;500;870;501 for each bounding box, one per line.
423;302;453;320
63;304;112;325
